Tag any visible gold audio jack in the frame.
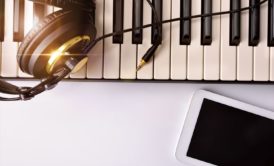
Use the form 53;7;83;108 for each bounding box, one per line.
136;43;160;71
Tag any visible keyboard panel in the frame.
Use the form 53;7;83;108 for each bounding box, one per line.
0;0;274;82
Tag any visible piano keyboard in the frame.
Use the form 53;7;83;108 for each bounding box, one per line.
1;0;274;82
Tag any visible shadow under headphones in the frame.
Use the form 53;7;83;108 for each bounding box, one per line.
0;0;97;101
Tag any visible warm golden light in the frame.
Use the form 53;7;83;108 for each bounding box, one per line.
46;36;90;74
48;46;67;66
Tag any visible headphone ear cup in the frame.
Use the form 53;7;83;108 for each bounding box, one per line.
17;10;67;74
17;10;96;79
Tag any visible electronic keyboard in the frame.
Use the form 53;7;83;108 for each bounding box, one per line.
1;0;274;82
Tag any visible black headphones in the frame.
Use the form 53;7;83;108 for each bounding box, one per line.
18;0;96;78
0;0;97;101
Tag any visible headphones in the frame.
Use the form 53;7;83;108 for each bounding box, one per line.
0;0;97;101
18;0;96;78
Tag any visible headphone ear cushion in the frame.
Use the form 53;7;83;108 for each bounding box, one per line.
17;10;69;75
17;9;96;78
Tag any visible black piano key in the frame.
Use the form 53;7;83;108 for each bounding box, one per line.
113;0;124;44
132;0;143;44
151;0;162;44
229;0;241;46
201;0;212;45
180;0;191;45
33;3;45;25
0;0;4;42
13;0;25;42
249;0;260;46
268;0;274;46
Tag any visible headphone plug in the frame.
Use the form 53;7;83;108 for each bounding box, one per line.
136;43;160;72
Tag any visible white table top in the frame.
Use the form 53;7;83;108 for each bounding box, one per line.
0;81;273;166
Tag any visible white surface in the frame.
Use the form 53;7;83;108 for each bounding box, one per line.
0;81;273;166
176;90;274;166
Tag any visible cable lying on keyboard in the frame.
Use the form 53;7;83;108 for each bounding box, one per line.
0;0;268;101
87;0;268;71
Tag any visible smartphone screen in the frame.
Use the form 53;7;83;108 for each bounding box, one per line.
187;99;274;165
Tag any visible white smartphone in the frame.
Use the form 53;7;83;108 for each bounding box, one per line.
176;90;274;166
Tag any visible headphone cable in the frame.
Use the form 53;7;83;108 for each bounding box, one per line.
85;0;268;71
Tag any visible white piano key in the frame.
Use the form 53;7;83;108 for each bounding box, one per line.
53;7;61;12
120;0;137;79
87;0;104;79
237;0;253;81
69;54;87;78
69;65;87;79
0;43;2;73
103;0;120;79
220;0;237;81
0;0;2;75
18;0;34;78
24;0;33;34
170;0;187;80
254;2;269;81
137;0;153;80
153;0;170;80
187;0;203;80
270;49;274;81
13;0;24;42
70;62;87;79
1;0;18;77
45;4;53;15
204;0;220;80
